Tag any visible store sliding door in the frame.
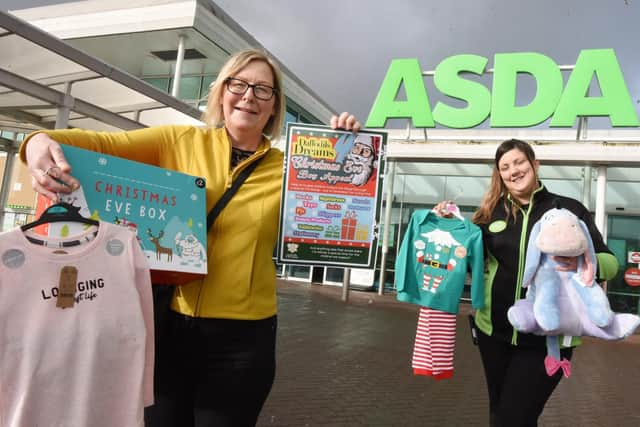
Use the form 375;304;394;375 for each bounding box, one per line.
607;215;640;315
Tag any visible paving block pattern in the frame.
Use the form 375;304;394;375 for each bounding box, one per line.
257;281;640;427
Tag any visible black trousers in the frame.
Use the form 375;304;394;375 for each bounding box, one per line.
144;288;277;427
477;330;573;427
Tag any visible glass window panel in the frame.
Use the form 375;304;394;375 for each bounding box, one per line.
282;108;298;134
274;262;285;277
0;152;6;194
200;75;216;100
324;267;344;284
606;215;640;315
2;212;14;232
177;76;201;101
1;152;36;231
350;268;375;287
143;78;170;92
285;265;312;281
285;109;297;124
2;212;29;231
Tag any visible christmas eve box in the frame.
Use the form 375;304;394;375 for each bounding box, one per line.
37;145;208;284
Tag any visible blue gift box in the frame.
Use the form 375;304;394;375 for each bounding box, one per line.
40;145;207;284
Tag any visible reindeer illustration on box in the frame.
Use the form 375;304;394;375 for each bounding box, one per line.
147;228;173;262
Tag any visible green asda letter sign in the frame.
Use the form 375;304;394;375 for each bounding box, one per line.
366;49;639;128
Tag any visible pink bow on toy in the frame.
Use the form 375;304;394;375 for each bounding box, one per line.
544;355;572;378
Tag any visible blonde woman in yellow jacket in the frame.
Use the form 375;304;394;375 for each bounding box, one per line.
21;49;361;427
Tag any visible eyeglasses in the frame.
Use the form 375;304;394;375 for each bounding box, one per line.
351;142;374;158
224;77;277;101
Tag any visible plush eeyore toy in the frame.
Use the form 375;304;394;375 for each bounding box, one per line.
508;208;640;377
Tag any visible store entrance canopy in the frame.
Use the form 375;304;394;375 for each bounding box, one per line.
0;10;203;134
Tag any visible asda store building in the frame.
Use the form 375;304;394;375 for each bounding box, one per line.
361;49;640;315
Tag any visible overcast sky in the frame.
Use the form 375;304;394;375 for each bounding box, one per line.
214;0;640;128
4;0;640;128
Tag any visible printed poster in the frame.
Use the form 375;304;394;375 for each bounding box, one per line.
277;123;387;268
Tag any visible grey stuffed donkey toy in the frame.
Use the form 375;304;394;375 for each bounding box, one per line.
507;208;640;377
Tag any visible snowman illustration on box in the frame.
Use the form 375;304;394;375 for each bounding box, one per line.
174;232;207;268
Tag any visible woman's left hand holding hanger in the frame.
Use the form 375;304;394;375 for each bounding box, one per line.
24;133;80;202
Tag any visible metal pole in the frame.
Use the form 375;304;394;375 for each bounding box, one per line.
577;113;592;209
55;82;72;129
378;160;396;295
0;68;142;130
582;166;592;208
396;176;406;252
595;166;607;238
594;166;608;293
171;34;187;98
341;268;350;302
0;140;18;231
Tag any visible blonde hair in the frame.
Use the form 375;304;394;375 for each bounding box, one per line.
201;49;285;140
472;139;538;225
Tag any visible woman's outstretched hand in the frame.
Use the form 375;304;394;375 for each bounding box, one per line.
330;112;361;132
432;200;455;218
25;133;79;202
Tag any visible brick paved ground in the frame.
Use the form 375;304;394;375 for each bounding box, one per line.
256;281;640;427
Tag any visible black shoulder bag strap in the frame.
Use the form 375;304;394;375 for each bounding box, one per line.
207;156;263;230
151;157;263;337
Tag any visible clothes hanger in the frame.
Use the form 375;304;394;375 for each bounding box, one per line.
444;202;465;221
21;202;99;232
433;202;465;221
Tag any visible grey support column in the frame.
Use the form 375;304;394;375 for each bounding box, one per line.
55;82;72;129
378;160;396;295
342;268;351;302
0;138;18;231
582;166;592;208
594;166;608;293
577;115;591;208
595;166;607;238
171;34;187;98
